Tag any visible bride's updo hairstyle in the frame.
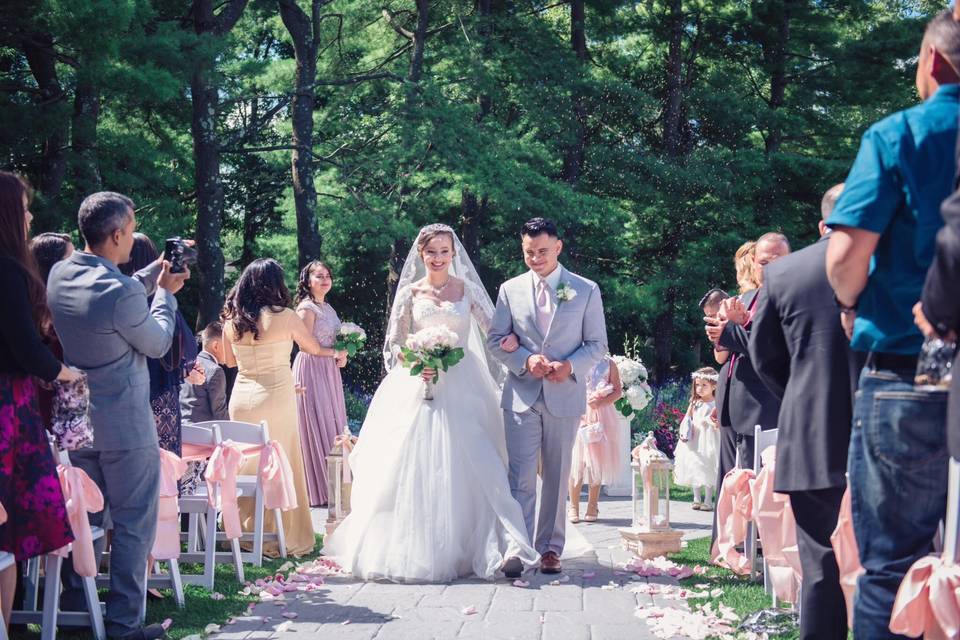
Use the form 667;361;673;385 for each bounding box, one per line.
416;225;456;257
222;258;292;341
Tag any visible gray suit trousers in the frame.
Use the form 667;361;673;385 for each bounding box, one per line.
504;397;579;556
60;445;160;637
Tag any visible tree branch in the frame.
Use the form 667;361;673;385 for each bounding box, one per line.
383;8;415;39
214;0;250;35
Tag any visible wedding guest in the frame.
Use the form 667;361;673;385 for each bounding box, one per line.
825;12;960;637
119;233;200;457
292;260;349;508
735;241;759;294
29;232;74;430
673;368;720;511
568;355;624;523
0;172;78;632
706;232;789;469
49;191;187;640
221;258;326;557
750;184;855;640
179;321;229;495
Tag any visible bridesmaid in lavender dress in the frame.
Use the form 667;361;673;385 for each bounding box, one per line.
293;260;349;507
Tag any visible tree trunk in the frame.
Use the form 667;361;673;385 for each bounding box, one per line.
561;0;587;184
71;72;101;193
279;0;323;269
764;3;789;155
21;32;68;199
662;0;684;158
189;0;249;326
653;287;676;383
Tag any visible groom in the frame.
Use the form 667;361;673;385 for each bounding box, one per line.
488;217;608;576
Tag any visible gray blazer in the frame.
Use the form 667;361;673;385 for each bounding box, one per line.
48;252;177;451
180;350;229;426
487;266;607;417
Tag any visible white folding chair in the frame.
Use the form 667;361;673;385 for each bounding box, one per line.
178;424;244;589
11;444;106;640
746;426;780;600
196;420;287;566
943;458;960;564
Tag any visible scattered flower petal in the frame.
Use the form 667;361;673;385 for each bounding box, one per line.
512;579;530;588
461;605;478;615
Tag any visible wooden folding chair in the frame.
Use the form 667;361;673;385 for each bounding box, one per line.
194;420;287;566
11;443;106;640
178;424;244;589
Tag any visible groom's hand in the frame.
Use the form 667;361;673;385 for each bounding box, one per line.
545;360;572;382
526;354;550;378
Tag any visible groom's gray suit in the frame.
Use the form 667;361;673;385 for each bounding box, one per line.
488;265;607;555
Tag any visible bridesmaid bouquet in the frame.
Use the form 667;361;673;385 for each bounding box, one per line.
401;326;465;400
335;322;367;357
612;354;653;417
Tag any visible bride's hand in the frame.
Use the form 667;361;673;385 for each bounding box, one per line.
421;367;436;382
499;334;520;353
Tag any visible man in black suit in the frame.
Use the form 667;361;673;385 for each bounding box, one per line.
180;321;230;426
706;233;789;469
748;185;854;640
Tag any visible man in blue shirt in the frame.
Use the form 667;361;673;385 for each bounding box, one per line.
826;11;960;639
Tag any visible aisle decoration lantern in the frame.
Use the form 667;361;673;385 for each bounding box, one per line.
620;434;683;558
325;427;358;535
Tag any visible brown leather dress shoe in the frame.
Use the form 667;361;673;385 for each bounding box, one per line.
540;551;562;574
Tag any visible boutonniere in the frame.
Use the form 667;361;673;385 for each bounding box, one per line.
556;282;577;303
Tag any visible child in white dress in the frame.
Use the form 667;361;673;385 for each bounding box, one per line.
673;367;720;510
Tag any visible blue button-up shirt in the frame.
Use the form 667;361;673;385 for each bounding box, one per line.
827;83;960;354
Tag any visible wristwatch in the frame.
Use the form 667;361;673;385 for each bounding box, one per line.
834;293;857;315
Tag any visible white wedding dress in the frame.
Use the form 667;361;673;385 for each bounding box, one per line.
322;284;542;582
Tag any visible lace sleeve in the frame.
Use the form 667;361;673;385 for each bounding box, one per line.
464;279;495;334
383;285;414;371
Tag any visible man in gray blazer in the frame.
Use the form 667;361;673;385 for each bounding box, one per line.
180;321;230;426
488;218;607;576
48;192;188;640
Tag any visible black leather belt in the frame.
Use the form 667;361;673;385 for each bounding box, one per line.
865;351;918;371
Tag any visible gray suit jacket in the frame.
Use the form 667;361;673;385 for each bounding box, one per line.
180;350;229;426
487;266;607;417
48;252;177;451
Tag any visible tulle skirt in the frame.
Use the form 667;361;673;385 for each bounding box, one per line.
322;350;539;583
673;424;721;489
570;404;627;487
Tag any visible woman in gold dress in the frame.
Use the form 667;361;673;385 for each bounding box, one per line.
221;258;331;557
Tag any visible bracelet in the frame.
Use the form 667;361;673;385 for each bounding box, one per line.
834;293;857;315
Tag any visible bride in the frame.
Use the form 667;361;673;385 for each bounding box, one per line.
322;224;540;582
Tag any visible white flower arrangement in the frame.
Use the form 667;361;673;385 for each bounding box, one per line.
613;355;648;387
404;326;459;353
625;381;653;412
556;282;577;303
613;354;652;417
334;322;367;357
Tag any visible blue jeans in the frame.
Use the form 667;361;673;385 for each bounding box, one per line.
849;367;947;639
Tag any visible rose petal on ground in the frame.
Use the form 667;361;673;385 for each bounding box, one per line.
461;605;478;615
512;579;530;588
341;620;351;625
276;621;293;633
160;619;173;630
203;623;220;634
210;591;225;601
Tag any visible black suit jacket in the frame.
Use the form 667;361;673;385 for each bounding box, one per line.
748;237;857;492
717;288;782;437
179;350;229;426
922;187;960;460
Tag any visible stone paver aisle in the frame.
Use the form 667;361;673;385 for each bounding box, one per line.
212;496;712;640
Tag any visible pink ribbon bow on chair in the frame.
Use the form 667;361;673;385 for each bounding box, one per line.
54;465;104;577
889;555;960;640
750;447;803;603
831;486;864;628
711;467;756;575
333;428;357;484
153;448;188;560
205;440;245;540
258;440;298;512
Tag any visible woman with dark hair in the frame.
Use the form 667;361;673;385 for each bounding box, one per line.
221;258;325;557
292;260;349;507
0;171;79;631
119;232;201;458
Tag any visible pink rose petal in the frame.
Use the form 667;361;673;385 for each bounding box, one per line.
461;605;478;615
512;579;530;588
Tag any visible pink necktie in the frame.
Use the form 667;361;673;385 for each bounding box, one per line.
536;280;552;336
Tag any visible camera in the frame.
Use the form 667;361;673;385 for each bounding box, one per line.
164;237;197;274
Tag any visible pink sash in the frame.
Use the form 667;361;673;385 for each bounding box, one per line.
889;555;960;640
205;440;246;540
749;447;802;603
153;448;188;560
258;440;297;511
54;466;104;576
332;429;357;485
711;467;755;574
830;486;864;627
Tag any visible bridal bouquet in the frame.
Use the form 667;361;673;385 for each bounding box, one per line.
401;326;465;400
334;322;367;357
613;354;653;417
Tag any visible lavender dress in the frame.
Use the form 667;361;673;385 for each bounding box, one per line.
293;300;348;507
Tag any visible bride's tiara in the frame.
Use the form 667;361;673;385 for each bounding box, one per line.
419;223;455;236
691;370;719;383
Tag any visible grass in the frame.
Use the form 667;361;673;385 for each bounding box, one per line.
669;536;799;640
11;536;324;640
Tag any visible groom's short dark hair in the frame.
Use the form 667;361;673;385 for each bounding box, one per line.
521;218;558;239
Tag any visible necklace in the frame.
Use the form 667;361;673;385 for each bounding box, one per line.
427;278;451;296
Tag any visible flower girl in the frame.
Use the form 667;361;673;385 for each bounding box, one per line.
673;367;720;510
568;355;626;523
